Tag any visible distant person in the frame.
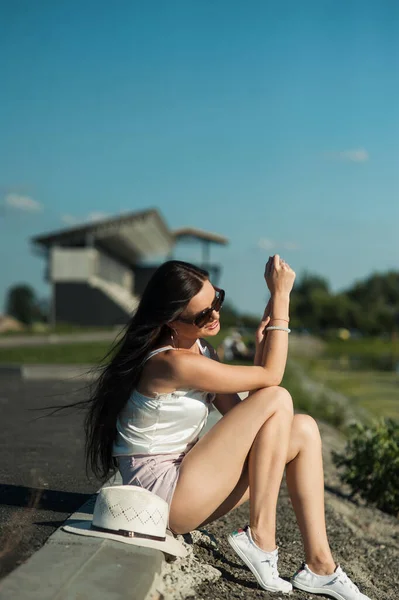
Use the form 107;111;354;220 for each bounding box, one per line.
231;329;248;359
78;257;370;599
222;329;251;361
221;331;235;361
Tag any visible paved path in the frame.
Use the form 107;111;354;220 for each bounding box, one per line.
0;376;99;580
0;375;221;584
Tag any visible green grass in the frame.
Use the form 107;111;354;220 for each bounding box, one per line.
296;356;399;421
0;331;229;365
0;342;113;364
325;337;398;362
288;335;399;421
282;362;351;428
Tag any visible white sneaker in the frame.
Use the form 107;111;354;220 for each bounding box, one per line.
291;563;372;600
227;525;293;594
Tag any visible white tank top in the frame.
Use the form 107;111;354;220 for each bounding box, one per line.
112;339;215;456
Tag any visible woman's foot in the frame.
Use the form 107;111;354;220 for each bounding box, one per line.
291;563;371;599
227;525;292;594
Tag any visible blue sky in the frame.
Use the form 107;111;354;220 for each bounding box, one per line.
1;0;398;316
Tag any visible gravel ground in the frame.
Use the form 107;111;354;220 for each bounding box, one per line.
155;421;399;600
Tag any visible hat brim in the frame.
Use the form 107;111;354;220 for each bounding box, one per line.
62;521;187;558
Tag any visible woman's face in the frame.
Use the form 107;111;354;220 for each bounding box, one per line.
173;279;222;338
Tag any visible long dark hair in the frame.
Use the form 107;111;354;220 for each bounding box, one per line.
66;260;208;483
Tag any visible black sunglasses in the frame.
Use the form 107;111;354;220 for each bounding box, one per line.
177;287;225;328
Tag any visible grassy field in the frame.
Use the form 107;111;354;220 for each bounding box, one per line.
0;342;112;364
325;336;398;359
290;337;399;421
0;332;226;364
293;356;399;420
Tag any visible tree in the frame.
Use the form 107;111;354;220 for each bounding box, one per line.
220;300;240;328
5;284;43;325
290;270;399;335
346;272;399;335
290;273;331;331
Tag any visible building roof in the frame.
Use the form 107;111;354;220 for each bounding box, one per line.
173;227;229;245
32;209;229;267
32;209;174;266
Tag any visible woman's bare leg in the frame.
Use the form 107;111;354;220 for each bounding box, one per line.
192;414;337;575
285;414;335;574
246;396;293;551
168;385;294;538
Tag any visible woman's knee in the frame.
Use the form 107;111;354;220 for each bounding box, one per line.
271;386;294;417
256;385;294;419
168;520;188;536
293;414;322;446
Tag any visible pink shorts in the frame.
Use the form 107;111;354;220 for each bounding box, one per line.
116;447;195;522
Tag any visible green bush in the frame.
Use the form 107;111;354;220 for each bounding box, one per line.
332;418;399;516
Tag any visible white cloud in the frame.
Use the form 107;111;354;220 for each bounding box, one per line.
5;193;43;212
339;148;369;162
61;214;80;225
257;238;275;250
257;238;300;251
334;148;369;163
87;212;109;222
282;241;300;250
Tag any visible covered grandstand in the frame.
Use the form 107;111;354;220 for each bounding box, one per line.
32;209;228;326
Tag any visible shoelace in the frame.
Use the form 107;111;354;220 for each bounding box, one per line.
337;569;360;594
261;556;280;579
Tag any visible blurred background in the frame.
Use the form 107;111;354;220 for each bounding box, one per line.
1;2;398;426
0;7;398;589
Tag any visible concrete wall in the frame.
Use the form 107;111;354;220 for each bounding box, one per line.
96;252;133;290
132;266;159;296
55;283;130;326
51;247;133;291
51;248;96;282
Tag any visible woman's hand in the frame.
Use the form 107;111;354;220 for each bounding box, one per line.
264;255;296;296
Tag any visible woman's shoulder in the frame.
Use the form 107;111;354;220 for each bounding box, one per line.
143;339;217;375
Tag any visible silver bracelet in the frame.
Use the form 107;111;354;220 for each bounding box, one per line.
265;326;291;333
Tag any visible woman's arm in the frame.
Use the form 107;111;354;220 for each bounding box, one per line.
167;348;279;394
167;256;295;395
259;292;290;379
248;292;290;395
253;298;272;366
200;338;242;415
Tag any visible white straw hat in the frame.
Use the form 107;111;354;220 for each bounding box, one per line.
62;485;187;558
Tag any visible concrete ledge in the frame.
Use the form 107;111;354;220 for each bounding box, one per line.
0;479;164;600
0;511;163;600
22;364;95;381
